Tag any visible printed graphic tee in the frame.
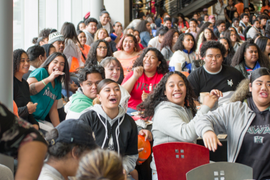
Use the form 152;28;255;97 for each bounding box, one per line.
29;68;62;120
236;97;270;180
122;71;164;110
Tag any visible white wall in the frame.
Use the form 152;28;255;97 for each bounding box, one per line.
13;0;91;50
104;0;130;28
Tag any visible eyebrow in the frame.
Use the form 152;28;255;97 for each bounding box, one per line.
168;80;184;83
255;80;270;83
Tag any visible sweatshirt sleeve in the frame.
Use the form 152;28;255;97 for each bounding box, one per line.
194;103;238;137
122;154;139;174
154;105;210;142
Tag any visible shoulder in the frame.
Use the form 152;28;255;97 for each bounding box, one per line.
223;65;243;74
29;68;47;78
113;50;121;57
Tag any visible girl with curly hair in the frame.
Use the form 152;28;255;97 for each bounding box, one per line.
85;39;112;66
122;47;169;114
137;71;220;180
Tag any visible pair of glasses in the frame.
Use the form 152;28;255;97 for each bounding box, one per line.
97;46;108;50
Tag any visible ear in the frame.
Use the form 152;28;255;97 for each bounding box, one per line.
97;94;102;103
158;61;161;67
164;89;167;96
249;83;252;92
71;147;79;160
39;55;43;61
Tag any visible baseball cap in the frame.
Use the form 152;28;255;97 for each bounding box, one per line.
48;32;64;44
52;119;97;148
209;15;215;19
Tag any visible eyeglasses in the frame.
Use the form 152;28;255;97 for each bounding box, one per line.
97;46;108;50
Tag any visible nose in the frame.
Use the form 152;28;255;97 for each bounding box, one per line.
113;69;117;73
261;83;267;90
92;83;97;89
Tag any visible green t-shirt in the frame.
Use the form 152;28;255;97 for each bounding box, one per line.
29;68;62;120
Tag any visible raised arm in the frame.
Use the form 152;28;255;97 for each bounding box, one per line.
122;67;143;93
27;70;64;95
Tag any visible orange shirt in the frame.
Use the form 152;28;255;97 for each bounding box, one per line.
260;6;270;16
235;2;244;15
80;44;91;64
13;101;19;117
118;55;139;77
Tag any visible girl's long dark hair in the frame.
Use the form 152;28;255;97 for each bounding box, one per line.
40;52;70;98
219;37;235;65
231;40;270;77
160;29;181;50
137;71;197;118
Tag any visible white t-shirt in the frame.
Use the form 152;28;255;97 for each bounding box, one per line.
148;36;162;51
38;164;65;180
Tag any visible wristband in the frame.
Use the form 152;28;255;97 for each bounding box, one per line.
42;80;47;86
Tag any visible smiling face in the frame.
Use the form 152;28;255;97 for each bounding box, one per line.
143;50;161;73
203;48;223;73
80;73;102;100
164;74;187;107
123;36;135;53
100;13;110;25
104;61;121;82
250;75;270;111
52;41;65;53
164;20;172;29
86;22;97;34
244;46;259;65
265;39;270;55
16;52;30;76
48;56;65;75
78;32;86;45
98;82;121;110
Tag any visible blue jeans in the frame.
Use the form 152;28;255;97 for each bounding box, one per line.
127;108;137;116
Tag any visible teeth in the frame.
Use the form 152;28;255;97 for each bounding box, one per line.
173;94;181;98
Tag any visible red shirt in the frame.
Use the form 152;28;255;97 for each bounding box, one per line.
122;71;164;110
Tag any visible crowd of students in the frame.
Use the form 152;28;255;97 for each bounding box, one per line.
2;1;270;180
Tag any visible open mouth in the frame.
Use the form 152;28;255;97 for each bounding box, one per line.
109;98;117;103
260;92;269;98
173;93;182;98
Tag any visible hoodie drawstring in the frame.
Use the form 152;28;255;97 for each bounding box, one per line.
97;113;108;149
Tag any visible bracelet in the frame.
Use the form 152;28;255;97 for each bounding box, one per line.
42;80;47;86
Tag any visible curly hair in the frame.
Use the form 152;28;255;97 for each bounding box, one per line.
13;49;28;74
136;20;150;33
200;40;226;58
231;40;270;76
219;37;235;65
160;29;181;50
132;47;169;75
78;65;105;84
85;40;112;66
174;33;197;52
116;34;141;52
137;71;197;118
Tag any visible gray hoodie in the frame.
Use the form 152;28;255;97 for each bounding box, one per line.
194;101;256;162
151;101;211;171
